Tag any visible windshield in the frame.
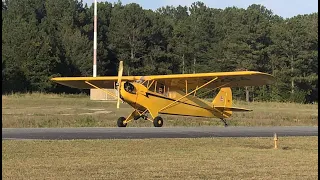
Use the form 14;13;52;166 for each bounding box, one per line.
124;82;136;94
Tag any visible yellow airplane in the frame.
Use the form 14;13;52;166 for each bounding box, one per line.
51;61;274;127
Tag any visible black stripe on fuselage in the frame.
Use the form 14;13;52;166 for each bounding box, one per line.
145;92;213;111
159;112;218;118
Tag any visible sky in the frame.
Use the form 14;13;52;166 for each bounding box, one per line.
83;0;318;18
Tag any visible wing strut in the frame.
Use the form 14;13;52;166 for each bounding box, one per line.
147;80;155;89
159;77;219;112
196;82;230;99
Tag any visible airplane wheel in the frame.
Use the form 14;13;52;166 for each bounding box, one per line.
153;116;163;127
117;117;127;127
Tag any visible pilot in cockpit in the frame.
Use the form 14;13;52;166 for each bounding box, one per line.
158;85;168;97
124;82;135;94
158;87;163;94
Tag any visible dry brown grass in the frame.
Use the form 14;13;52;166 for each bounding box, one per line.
2;93;318;128
2;137;318;179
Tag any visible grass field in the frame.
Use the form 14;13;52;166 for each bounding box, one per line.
2;137;318;179
2;93;318;128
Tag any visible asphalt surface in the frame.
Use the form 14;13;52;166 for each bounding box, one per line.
2;126;318;140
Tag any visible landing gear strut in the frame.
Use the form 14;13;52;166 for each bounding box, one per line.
220;118;228;127
133;114;149;121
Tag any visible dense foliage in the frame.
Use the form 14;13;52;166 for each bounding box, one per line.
2;0;318;103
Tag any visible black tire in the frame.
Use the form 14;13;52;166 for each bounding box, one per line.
153;116;163;127
117;117;127;127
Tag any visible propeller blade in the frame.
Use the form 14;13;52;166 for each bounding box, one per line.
117;61;123;109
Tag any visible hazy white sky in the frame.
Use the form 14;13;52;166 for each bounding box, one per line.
83;0;318;18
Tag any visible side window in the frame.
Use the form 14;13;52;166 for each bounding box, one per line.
157;84;168;97
158;86;163;94
124;82;136;94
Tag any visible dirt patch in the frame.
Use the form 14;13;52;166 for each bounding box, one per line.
59;110;112;116
78;111;112;115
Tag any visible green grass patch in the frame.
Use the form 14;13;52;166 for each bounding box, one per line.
2;137;318;179
2;93;318;128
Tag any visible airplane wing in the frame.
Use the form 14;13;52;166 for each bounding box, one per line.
147;71;274;89
51;76;137;89
51;71;274;89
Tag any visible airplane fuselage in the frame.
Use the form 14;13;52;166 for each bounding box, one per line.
120;82;228;119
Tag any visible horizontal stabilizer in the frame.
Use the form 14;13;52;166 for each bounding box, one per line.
214;106;252;112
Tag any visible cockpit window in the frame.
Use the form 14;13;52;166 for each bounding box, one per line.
158;87;163;94
157;84;164;94
124;82;136;94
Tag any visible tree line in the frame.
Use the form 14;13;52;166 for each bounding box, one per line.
2;0;318;103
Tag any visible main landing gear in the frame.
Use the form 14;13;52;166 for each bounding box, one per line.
117;117;127;127
153;116;163;127
117;115;164;127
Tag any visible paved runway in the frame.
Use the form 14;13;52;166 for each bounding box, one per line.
2;126;318;140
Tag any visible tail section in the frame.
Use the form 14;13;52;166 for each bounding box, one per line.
212;87;252;118
212;87;232;108
212;87;233;118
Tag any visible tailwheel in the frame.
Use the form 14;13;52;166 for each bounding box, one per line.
117;117;127;127
220;118;228;127
153;116;163;127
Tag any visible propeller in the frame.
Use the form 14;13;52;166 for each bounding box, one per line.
116;61;124;109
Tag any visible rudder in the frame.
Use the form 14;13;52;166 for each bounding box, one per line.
212;87;232;117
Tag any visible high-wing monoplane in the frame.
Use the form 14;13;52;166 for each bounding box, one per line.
51;61;274;127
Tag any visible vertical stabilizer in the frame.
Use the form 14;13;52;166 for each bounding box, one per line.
212;87;232;117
